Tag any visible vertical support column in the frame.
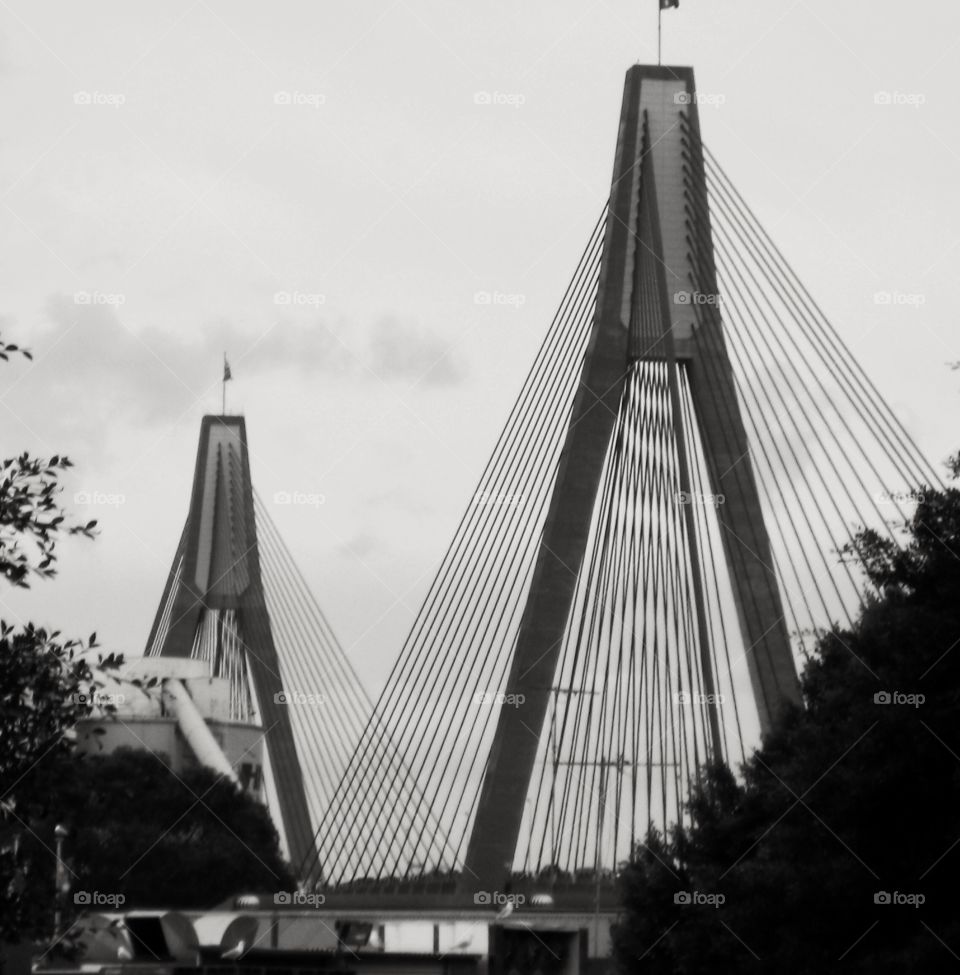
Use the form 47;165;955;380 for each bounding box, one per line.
461;69;646;895
680;114;802;731
687;338;802;730
242;597;317;870
146;416;318;873
235;423;317;870
639;138;725;760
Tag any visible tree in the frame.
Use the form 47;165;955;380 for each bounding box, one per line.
1;337;294;945
17;747;295;915
0;337;113;942
0;337;95;588
613;464;960;973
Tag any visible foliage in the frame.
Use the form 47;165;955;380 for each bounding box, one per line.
614;468;960;973
0;453;97;589
15;748;294;924
1;628;123;941
1;337;293;946
0;337;109;942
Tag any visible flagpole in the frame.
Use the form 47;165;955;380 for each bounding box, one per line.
658;2;662;65
222;353;226;415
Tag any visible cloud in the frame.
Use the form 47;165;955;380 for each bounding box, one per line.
0;297;465;457
368;317;464;386
29;296;462;387
336;532;384;562
224;315;464;387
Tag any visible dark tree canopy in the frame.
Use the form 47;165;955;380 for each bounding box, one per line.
0;337;113;942
17;747;295;918
614;470;960;973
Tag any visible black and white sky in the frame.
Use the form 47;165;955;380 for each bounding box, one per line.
2;0;957;696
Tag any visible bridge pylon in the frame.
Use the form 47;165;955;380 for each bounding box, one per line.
311;64;938;898
461;64;800;892
147;415;370;873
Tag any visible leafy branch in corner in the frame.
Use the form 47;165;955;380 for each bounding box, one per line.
1;333;98;586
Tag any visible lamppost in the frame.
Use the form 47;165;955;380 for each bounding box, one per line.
53;824;68;943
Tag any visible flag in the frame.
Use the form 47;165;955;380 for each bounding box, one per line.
660;0;679;8
223;357;232;382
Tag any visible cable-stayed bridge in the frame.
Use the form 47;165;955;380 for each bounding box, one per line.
108;62;945;971
305;65;940;901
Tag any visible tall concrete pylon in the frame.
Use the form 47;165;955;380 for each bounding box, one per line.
461;65;801;893
145;415;316;868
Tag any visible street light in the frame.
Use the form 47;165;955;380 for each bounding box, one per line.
53;824;68;942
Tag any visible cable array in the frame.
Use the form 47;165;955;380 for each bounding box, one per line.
254;492;373;833
309;130;940;886
692;131;940;660
517;358;753;877
146;435;374;846
308;209;609;885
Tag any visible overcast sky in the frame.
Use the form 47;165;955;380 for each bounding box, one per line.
2;0;957;697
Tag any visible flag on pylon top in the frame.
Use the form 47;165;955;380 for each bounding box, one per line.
223;357;232;382
660;0;679;8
